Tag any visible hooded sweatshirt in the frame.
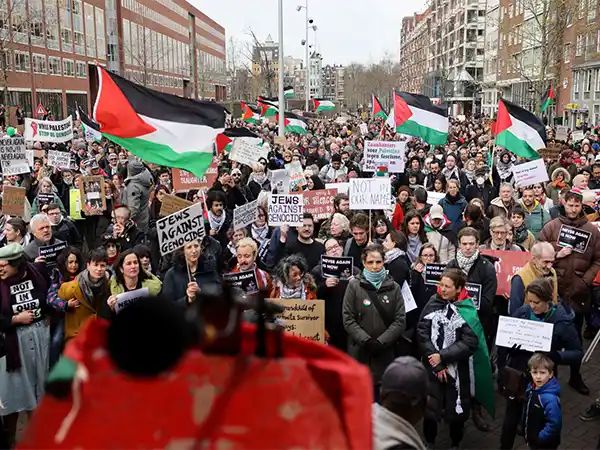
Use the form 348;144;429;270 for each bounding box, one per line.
123;161;154;233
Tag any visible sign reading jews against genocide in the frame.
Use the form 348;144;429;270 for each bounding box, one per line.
233;199;259;231
223;270;260;294
157;202;205;256
302;189;336;220
349;178;391;210
0;137;29;175
114;288;150;314
24;116;73;143
496;316;554;352
425;263;447;285
512;159;549;187
47;150;72;170
557;224;592;253
321;256;354;280
363;140;406;173
268;194;304;226
271;298;325;343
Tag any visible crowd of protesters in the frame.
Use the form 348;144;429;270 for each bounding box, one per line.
0;111;598;449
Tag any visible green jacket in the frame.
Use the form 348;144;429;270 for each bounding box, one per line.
109;274;162;296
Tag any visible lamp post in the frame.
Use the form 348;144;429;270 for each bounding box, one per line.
297;1;313;112
277;0;285;137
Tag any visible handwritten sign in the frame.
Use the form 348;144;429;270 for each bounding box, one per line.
114;288;150;314
572;130;585;142
223;269;259;294
0;137;29;175
172;160;218;192
271;298;325;343
321;256;353;280
303;189;336;220
2;186;26;216
512;159;549;187
495;316;554;352
555;125;569;142
47;150;72;169
157;202;205;255
558;224;592;253
268;194;304;226
349;178;391;210
425;263;447;285
159;194;193;217
229;138;268;167
363;140;406;173
480;249;532;296
233;199;259;231
426;191;446;205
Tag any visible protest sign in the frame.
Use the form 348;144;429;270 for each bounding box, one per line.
157;202;205;256
480;249;531;296
24;116;73;143
465;283;482;310
558;224;591;253
1;186;25;216
349;178;391;210
69;188;82;220
0;137;29;175
426;191;446;205
359;123;369;135
38;241;68;265
47;150;72;169
114;288;150;314
285;161;307;191
325;182;349;194
401;281;417;313
495;316;554;352
555;125;569;142
270;169;290;193
321;256;354;280
172;160;218;192
512;159;549;187
539;144;563;161
572;130;585;142
303;189;336;220
37;192;54;207
363;140;406;173
233;199;259;230
271;298;325;343
25;149;33;167
80;176;106;214
223;270;260;294
229;138;268;167
268;194;304;226
159;194;193;217
425;263;447;285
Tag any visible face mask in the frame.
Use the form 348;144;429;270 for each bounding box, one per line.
476;177;485;185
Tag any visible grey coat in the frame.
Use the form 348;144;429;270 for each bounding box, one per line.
122;169;153;233
343;273;406;383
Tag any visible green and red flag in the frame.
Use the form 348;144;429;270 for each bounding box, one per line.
241;101;260;124
540;84;555;114
216;127;260;154
313;98;335;113
392;90;448;145
277;111;307;135
89;64;227;178
495;98;547;159
284;86;295;99
257;97;278;117
371;95;387;119
77;105;102;142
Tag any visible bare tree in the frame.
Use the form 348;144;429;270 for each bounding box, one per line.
227;36;251;110
247;29;275;98
343;58;404;111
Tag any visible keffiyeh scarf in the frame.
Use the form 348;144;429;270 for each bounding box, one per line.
456;250;479;275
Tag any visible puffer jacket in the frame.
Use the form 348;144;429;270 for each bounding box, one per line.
424;213;457;263
522;377;562;449
123;168;154;233
343;273;406;383
539;212;600;312
438;194;467;234
519;199;550;238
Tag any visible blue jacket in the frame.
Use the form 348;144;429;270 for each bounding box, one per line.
438;194;467;234
523;377;561;448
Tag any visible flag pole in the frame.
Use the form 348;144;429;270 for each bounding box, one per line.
277;0;285;138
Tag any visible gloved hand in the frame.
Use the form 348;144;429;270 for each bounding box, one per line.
364;338;384;354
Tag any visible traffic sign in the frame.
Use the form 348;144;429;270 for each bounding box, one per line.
35;103;47;118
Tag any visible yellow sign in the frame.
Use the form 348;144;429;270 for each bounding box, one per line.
565;103;580;110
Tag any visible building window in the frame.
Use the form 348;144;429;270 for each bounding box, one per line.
573;71;580;99
84;3;95;57
576;34;584;56
59;0;73;52
48;56;61;75
95;6;106;59
29;0;44;47
589;1;597;21
32;53;46;73
564;43;571;62
14;51;29;71
76;60;86;77
46;0;59;50
62;58;75;76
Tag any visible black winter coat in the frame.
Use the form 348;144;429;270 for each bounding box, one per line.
447;255;497;319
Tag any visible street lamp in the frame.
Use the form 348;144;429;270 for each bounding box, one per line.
297;1;313;112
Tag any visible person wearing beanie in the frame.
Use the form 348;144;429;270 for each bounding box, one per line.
318;153;348;183
123;159;154;233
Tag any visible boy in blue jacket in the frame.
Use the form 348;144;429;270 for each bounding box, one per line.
522;353;562;449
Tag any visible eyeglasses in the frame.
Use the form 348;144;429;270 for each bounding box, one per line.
492;230;507;235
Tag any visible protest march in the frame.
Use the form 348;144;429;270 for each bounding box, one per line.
0;59;598;450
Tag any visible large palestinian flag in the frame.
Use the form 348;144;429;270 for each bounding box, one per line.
257;97;278;117
313;99;335;113
540;84;555;114
241;101;260;124
277;112;307;135
372;95;387;119
89;65;227;178
393;91;448;145
495;98;546;159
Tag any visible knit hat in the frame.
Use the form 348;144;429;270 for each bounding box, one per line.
128;159;145;177
380;356;428;402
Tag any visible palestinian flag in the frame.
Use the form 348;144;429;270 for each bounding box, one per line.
89;65;227;178
278;111;307;135
540;84;555;114
313;99;335;113
76;106;102;142
241;101;260;124
284;86;295;99
372;95;387;119
393;91;448;145
216;127;260;154
257;97;278;117
495;98;546;159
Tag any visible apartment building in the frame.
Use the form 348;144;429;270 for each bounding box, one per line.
398;10;430;94
481;0;500;116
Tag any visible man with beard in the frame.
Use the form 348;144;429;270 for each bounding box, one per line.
424;159;441;190
276;213;324;269
587;162;600;190
517;186;549;238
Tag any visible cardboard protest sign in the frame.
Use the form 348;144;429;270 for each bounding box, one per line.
321;256;353;280
425;263;447;285
512;159;549;187
233;199;258;231
271;298;325;343
1;186;26;216
172;160;218;192
223;269;260;294
495;316;554;352
0;137;29;175
555;125;569;142
157;202;205;255
229;138;268;167
268;194;303;226
363;140;406;173
426;191;446;206
159;194;193;217
480;249;531;296
47;150;72;169
285;161;307;191
269;169;290;193
558;224;592;253
349;178;391;210
38;241;68;265
114;288;150;314
303;189;336;220
24;116;73;143
465;283;482;310
80;176;106;214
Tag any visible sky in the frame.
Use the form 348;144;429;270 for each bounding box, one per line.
190;0;429;66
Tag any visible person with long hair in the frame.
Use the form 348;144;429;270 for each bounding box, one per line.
392;186;413;231
373;215;393;245
402;210;428;265
409;244;439;331
439;179;467;234
56;247;84;283
270;254;317;300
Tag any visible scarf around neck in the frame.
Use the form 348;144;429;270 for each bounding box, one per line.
251;223;269;243
77;269;108;307
385;247;405;264
279;280;305;300
456;249;479;275
407;235;422;264
362;267;388;290
514;223;529;244
207;210;225;231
